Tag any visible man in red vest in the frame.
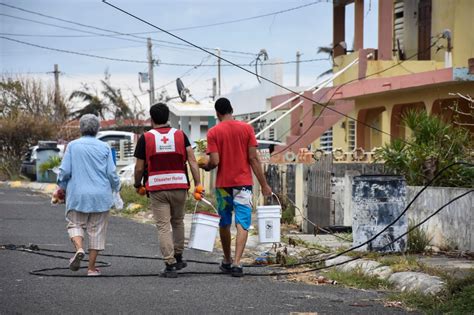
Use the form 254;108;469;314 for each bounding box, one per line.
200;98;272;277
134;103;201;278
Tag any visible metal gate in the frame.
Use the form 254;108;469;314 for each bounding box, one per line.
286;164;296;204
306;153;333;231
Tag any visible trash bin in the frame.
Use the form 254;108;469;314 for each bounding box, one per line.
36;142;60;183
352;175;407;253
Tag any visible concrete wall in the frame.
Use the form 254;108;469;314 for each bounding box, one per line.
432;0;474;68
333;179;473;251
352;175;408;252
407;186;474;251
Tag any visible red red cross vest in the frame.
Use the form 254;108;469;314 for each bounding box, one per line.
144;127;189;191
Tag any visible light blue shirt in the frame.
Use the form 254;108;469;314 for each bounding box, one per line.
58;136;121;214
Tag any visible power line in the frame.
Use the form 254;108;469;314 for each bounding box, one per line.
0;29;251;58
0;13;145;45
139;55;214;97
1;35;326;67
159;58;327;67
0;3;256;56
0;36;148;64
165;0;331;32
0;1;328;37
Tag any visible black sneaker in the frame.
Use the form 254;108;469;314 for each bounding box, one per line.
231;265;244;277
174;253;187;270
219;261;232;274
161;263;178;278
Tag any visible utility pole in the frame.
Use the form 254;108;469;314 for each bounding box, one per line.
147;37;155;106
216;48;221;96
53;64;60;107
296;51;301;87
49;64;63;121
212;78;217;100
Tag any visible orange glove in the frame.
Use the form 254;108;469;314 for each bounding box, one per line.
136;186;147;196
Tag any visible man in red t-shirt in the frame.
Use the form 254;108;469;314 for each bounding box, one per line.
200;97;272;277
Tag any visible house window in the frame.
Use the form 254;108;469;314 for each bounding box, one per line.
320;127;333;152
348;120;356;150
393;0;404;58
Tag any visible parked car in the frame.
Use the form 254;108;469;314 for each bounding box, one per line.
97;131;136;166
96;130;135;143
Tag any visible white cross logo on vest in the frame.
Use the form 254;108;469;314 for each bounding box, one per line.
149;128;176;153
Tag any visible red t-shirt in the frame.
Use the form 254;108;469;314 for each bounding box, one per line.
206;120;258;188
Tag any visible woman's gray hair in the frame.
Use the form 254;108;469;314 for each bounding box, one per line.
79;114;100;136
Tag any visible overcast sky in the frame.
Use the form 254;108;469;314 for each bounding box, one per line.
0;0;378;110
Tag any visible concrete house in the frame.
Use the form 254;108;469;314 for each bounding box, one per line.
270;0;474;156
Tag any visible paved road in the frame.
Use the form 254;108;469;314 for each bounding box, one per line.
0;186;407;314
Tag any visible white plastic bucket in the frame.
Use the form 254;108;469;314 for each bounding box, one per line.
257;204;282;243
188;211;220;252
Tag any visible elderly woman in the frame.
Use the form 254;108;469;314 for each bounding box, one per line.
57;114;121;276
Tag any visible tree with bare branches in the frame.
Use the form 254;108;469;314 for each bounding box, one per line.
0;75;68;178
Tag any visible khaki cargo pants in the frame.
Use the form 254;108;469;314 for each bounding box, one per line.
149;189;187;265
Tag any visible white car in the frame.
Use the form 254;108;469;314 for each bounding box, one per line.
96;130;135;143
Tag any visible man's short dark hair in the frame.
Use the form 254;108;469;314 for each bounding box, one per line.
150;103;169;125
215;97;233;115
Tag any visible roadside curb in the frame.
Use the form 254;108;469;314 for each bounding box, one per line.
0;181;57;194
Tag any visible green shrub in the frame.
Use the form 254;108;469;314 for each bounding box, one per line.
374;110;473;187
407;219;432;254
281;202;295;224
39;155;62;175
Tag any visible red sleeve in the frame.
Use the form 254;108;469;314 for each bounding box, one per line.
206;128;218;153
247;125;258;147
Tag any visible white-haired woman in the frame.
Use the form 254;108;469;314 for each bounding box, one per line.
57;114;121;276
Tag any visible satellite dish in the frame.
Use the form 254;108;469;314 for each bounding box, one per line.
176;78;187;102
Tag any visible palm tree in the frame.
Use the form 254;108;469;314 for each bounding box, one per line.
101;80;132;120
317;44;335;78
69;85;108;120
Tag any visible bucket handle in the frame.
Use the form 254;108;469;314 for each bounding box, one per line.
261;193;282;214
194;197;219;215
271;192;281;207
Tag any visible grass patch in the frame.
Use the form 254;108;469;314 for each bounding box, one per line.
379;255;422;272
336;232;353;242
281;235;331;253
323;268;392;290
120;185;149;215
407;219;432;254
345;250;382;260
378;254;447;278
